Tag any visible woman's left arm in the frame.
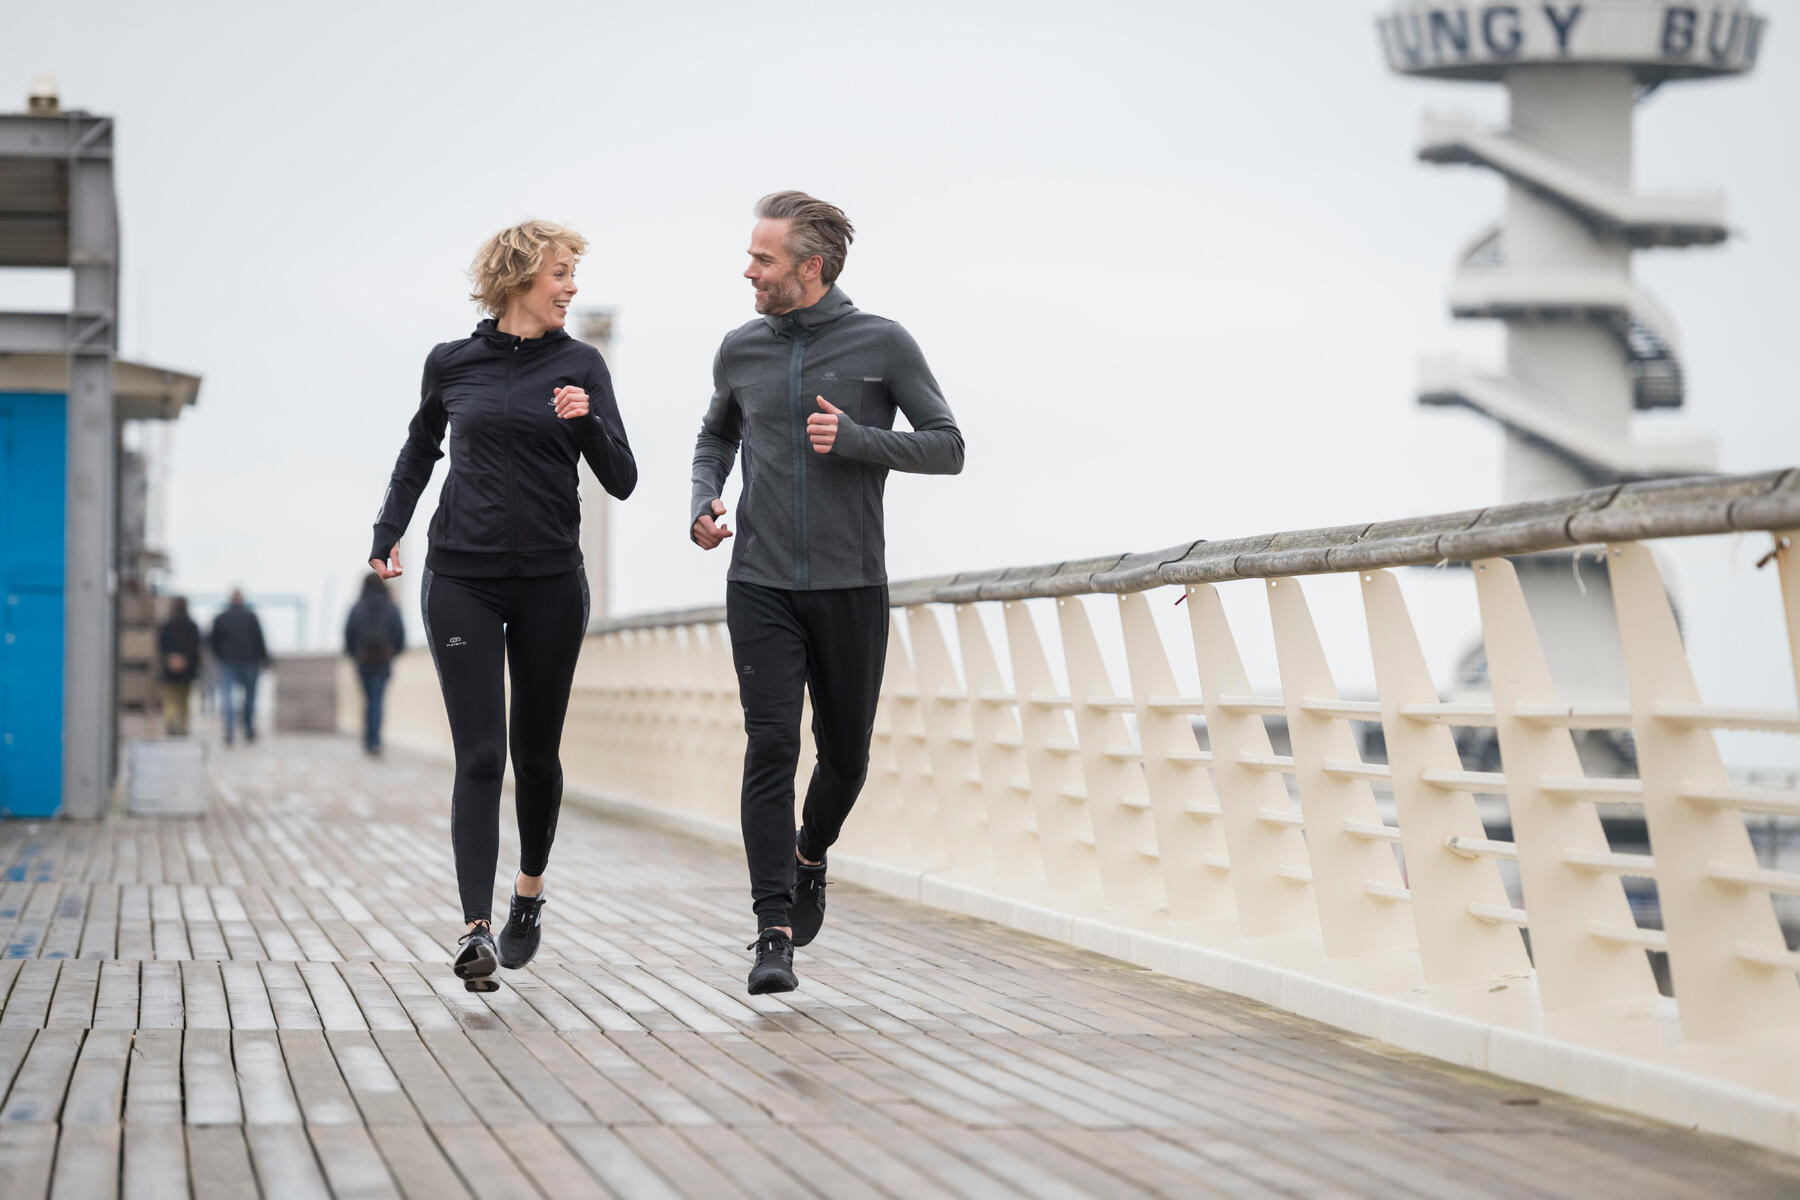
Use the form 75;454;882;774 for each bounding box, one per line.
560;353;638;500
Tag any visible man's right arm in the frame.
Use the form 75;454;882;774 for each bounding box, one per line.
689;345;742;543
371;346;449;565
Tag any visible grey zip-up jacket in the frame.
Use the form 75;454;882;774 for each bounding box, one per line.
690;287;964;590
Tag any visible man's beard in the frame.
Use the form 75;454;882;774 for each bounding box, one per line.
755;273;806;315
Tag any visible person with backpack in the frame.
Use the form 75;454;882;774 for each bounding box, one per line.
157;596;203;736
367;219;636;993
344;575;407;757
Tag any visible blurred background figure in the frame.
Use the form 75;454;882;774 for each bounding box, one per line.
344;575;405;757
156;597;201;736
209;589;269;745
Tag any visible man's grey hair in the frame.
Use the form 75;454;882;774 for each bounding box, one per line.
755;191;856;286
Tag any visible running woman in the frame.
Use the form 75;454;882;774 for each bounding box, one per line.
690;192;964;994
370;220;635;991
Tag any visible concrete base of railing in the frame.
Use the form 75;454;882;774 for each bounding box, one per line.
561;781;1800;1159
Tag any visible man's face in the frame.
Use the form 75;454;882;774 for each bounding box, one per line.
745;218;809;315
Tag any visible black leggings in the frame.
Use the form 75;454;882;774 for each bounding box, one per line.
421;568;588;923
727;581;888;931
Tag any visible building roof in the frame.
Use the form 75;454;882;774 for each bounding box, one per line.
0;354;200;420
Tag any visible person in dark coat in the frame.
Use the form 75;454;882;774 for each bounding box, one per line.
209;589;270;745
344;575;407;756
157;596;202;736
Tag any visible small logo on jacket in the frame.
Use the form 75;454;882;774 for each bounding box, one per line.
445;636;468;649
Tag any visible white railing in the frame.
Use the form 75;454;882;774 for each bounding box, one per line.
360;470;1800;1153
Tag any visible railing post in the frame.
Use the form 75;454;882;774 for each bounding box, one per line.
885;615;947;866
1185;584;1318;938
1774;531;1800;709
1058;596;1167;912
1003;600;1102;898
1361;570;1532;985
955;604;1045;882
906;606;996;874
1608;542;1800;1039
1118;593;1234;921
1267;577;1415;958
1474;556;1658;1009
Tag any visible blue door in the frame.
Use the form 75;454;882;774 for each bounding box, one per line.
0;392;66;817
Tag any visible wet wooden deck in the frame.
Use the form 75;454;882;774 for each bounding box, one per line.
2;736;1798;1199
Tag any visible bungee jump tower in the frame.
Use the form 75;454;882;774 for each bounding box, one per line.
1378;0;1766;500
1376;2;1768;711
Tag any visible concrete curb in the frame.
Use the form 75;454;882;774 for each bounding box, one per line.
565;783;1800;1159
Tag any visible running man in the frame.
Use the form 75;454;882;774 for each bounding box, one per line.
370;220;636;991
690;191;965;994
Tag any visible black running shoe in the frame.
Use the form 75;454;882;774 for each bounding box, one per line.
791;838;828;948
497;890;546;970
746;929;798;995
454;922;498;988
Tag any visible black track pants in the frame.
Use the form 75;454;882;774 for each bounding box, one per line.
422;568;588;923
727;581;888;931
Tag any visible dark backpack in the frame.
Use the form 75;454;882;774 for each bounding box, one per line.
352;602;395;665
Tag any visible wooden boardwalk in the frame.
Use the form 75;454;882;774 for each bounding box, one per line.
2;738;1798;1199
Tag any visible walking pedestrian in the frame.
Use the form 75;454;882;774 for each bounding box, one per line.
344;575;406;757
157;596;202;737
209;590;270;746
369;219;636;992
690;192;964;994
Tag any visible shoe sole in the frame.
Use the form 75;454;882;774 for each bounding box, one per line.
747;972;798;995
453;943;498;982
464;979;500;993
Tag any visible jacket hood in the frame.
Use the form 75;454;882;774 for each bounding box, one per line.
763;285;857;338
474;317;573;353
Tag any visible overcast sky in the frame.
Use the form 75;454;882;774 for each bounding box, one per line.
5;1;1797;753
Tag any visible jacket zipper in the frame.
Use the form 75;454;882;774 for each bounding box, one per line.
787;328;809;589
502;345;520;552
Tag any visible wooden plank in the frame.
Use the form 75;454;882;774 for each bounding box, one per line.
467;1029;590;1123
613;1125;754;1199
0;1122;58;1200
326;1032;421;1128
262;961;324;1030
179;961;230;1029
279;1030;360;1125
337;963;414;1032
186;1126;259;1200
418;1029;536;1126
122;1119;190;1200
76;885;118;960
491;1123;612;1199
298;962;369;1030
515;1031;655;1126
553;1124;683;1200
91;962;137;1030
220;962;278;1030
370;1031;477;1127
123;1030;182;1125
41;883;89;960
433;1122;542;1200
232;1030;302;1126
308;1123;403;1199
0;1028;81;1123
180;1029;241;1126
62;1027;130;1124
0;961;60;1027
0;1027;38;1107
136;962;182;1029
49;1122;120;1200
366;1124;473;1200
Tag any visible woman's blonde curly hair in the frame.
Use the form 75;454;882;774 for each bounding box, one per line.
469;220;589;316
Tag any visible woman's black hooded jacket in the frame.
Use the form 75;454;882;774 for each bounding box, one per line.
371;320;636;577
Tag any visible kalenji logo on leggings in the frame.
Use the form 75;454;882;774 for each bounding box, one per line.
445;636;468;649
